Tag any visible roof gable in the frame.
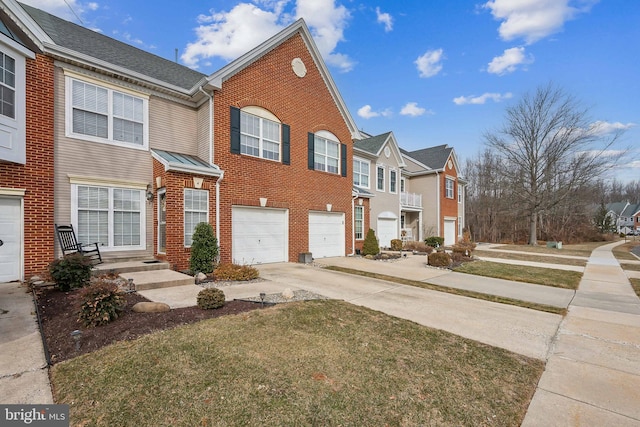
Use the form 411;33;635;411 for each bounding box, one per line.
208;19;361;139
354;132;406;167
404;144;453;170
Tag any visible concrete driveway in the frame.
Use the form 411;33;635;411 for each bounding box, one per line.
256;261;562;361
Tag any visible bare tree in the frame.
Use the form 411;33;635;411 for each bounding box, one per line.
484;83;625;245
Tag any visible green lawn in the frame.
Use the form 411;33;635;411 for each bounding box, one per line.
51;301;543;426
454;261;582;290
474;250;587;266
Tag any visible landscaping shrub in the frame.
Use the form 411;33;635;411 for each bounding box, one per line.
197;287;226;310
403;241;434;254
362;229;380;256
428;251;451;267
189;222;219;275
424;236;444;248
77;280;125;327
390;239;403;251
452;230;477;256
49;253;93;291
214;263;259;281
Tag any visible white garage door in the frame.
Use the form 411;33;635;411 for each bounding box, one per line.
0;198;21;282
309;212;344;259
377;217;397;249
232;207;288;264
444;219;456;246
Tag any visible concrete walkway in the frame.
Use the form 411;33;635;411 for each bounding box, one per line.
0;282;53;404
522;241;640;426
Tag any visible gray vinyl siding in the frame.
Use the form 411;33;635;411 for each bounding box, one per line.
196;102;211;164
149;96;199;154
53;67;154;260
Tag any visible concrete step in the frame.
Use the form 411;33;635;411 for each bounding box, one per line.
118;269;195;291
93;260;170;275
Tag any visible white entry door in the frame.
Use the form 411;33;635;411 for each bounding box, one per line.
444;219;456;246
377;217;397;249
0;198;22;282
309;211;345;258
232;207;288;264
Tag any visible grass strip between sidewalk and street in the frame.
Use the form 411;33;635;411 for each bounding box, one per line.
453;261;582;290
324;266;566;315
50;300;544;427
630;278;640;298
473;250;587;266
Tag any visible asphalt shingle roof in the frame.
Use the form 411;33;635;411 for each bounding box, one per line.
402;144;452;170
19;2;206;91
354;132;392;155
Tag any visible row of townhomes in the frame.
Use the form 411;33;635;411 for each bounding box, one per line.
0;0;465;282
607;202;640;234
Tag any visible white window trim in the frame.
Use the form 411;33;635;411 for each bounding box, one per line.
445;177;455;199
353;157;370;189
389;169;397;194
70;183;146;251
354;205;364;240
314;130;341;174
458;184;463;203
0;39;30;164
377;165;385;192
64;73;149;151
240;108;281;162
184;188;209;247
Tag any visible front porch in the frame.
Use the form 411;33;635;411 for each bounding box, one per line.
93;259;194;291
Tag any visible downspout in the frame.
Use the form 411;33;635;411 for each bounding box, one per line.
216;171;224;261
350;193;358;256
198;86;214;165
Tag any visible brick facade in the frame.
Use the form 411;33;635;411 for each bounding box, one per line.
440;155;459;241
212;34;354;264
0;53;55;279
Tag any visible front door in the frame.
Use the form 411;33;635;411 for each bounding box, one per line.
0;197;21;282
158;190;166;253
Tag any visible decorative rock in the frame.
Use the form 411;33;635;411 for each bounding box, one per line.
196;272;207;282
132;302;171;313
281;288;295;299
30;275;43;283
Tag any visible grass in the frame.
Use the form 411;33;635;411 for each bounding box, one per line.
613;241;640;261
491;241;610;257
621;263;640;272
454;261;581;290
630;278;640;298
50;301;544;427
474;250;587;266
325;266;566;315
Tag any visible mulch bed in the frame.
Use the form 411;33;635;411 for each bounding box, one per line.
35;287;261;364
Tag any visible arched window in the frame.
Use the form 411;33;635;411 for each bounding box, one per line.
230;106;290;164
307;130;346;176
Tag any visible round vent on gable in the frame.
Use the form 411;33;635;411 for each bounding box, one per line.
292;58;307;78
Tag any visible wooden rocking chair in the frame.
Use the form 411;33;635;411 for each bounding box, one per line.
55;224;103;265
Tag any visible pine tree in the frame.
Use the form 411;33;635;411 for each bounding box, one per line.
362;229;380;256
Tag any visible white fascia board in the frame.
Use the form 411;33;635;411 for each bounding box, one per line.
401;152;434;172
0;32;35;58
206;18;362;139
1;0;52;50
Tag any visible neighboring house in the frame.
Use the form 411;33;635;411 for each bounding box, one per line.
353;132;406;249
3;0;362;276
401;145;466;246
605;202;640;234
0;4;54;282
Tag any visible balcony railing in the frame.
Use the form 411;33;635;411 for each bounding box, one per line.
401;192;422;208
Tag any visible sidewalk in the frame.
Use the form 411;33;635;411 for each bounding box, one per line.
522;240;640;426
0;282;53;404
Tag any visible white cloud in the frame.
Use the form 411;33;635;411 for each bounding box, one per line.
357;105;391;119
483;0;597;44
453;92;513;105
400;102;430;117
415;48;444;78
376;7;393;32
487;47;533;75
181;0;354;72
588;121;636;136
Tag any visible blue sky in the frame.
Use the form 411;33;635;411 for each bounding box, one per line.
22;0;640;183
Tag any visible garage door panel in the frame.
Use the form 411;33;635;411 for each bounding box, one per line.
232;207;287;264
0;198;21;282
444;220;456;246
377;218;397;249
309;212;344;259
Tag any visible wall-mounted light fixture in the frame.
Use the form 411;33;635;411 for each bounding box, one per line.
326;204;332;212
146;184;154;202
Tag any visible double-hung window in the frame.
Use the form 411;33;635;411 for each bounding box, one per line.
73;184;144;250
67;76;148;149
377;165;385;191
390;169;397;193
353;158;370;188
314;135;340;174
184;189;208;247
445;177;455;199
354;205;364;240
0;51;15;119
240;110;281;161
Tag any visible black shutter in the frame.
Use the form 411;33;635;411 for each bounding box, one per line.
230;106;240;154
341;143;347;177
307;133;315;170
282;124;290;165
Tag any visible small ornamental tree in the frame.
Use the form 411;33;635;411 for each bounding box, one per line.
362;229;380;256
189;222;219;275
